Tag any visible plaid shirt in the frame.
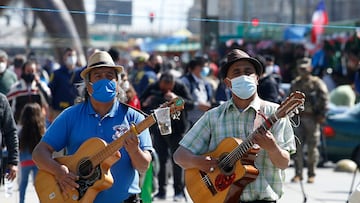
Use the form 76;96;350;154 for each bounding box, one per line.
180;95;296;201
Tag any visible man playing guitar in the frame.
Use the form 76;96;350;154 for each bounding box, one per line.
32;51;154;203
174;49;297;203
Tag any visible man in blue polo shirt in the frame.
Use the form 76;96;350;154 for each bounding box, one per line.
32;51;154;203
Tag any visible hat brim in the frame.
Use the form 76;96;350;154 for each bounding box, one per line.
221;58;263;78
80;64;124;79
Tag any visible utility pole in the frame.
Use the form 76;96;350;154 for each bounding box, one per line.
200;0;207;54
291;0;296;25
200;0;219;54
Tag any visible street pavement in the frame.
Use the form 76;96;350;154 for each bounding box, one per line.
1;162;359;203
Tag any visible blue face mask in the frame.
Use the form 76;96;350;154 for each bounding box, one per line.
201;66;210;78
90;79;117;102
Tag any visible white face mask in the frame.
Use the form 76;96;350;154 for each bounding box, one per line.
0;62;7;73
228;75;257;99
122;80;130;91
265;65;274;75
65;56;77;67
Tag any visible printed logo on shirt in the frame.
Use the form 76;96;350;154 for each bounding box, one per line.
112;124;129;140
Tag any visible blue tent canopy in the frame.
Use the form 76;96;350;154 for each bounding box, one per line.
283;26;311;42
141;37;200;52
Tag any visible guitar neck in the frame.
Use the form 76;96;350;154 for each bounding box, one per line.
89;114;156;166
223;114;279;165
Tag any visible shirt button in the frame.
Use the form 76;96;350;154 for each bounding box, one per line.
98;123;101;126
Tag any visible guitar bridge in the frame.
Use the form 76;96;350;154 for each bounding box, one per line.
199;171;217;195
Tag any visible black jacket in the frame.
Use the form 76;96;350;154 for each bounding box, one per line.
0;93;19;168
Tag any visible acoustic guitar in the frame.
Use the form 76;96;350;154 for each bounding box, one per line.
34;98;185;203
185;91;305;203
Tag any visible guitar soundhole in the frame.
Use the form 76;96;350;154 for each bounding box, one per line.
76;165;102;200
222;164;233;174
78;159;93;177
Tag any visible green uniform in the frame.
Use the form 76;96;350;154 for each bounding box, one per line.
290;75;329;178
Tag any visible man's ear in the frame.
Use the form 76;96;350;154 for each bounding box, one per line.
255;75;259;85
86;82;92;95
224;78;231;88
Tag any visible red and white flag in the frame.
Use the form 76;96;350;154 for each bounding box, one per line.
311;0;329;44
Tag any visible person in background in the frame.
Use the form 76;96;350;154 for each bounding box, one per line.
180;56;213;127
215;58;232;104
8;54;26;80
290;57;329;184
133;54;163;96
174;49;296;202
264;54;281;77
140;72;192;201
7;59;51;123
108;47;122;66
0;93;18;185
18;103;45;203
0;49;17;95
32;51;153;203
120;72;141;110
257;55;283;104
48;47;82;123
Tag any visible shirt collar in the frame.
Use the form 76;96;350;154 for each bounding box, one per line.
86;99;119;118
191;73;202;83
225;94;261;113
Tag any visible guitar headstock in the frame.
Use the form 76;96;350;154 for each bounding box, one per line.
276;91;305;119
159;97;185;119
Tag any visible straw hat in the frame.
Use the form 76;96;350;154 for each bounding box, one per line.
80;51;124;79
221;49;263;78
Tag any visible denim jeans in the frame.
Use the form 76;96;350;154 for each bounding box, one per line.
19;164;38;203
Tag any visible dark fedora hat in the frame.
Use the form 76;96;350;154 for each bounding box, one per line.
80;51;124;79
221;49;263;78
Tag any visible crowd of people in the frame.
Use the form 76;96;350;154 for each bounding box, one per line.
0;31;359;202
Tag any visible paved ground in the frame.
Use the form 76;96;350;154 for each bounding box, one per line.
1;162;359;203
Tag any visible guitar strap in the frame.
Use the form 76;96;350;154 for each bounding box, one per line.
253;99;267;132
119;101;149;117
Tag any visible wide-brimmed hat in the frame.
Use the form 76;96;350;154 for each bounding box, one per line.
221;49;263;78
80;51;124;79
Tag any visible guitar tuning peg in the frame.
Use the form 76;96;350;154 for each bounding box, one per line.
171;111;181;120
294;108;299;115
288;111;295;118
299;105;305;112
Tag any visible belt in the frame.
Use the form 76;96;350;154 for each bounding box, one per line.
20;160;36;167
241;200;276;203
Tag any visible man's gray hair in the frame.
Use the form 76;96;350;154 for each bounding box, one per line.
0;49;8;59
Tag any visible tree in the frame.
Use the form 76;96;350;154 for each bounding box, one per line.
0;0;87;65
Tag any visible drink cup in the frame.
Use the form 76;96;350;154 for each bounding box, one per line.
154;107;172;135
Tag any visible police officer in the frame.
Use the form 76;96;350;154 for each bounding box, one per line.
290;57;329;183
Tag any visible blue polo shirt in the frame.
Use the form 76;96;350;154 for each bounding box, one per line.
41;100;154;202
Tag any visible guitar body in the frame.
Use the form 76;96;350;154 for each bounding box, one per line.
35;137;120;203
185;137;259;203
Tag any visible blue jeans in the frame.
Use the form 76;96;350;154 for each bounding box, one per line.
19;165;38;203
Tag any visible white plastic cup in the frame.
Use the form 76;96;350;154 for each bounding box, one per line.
154;107;172;135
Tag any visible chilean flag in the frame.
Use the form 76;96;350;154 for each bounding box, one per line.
311;0;329;43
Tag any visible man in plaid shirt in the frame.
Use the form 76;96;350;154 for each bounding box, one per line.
174;49;296;203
